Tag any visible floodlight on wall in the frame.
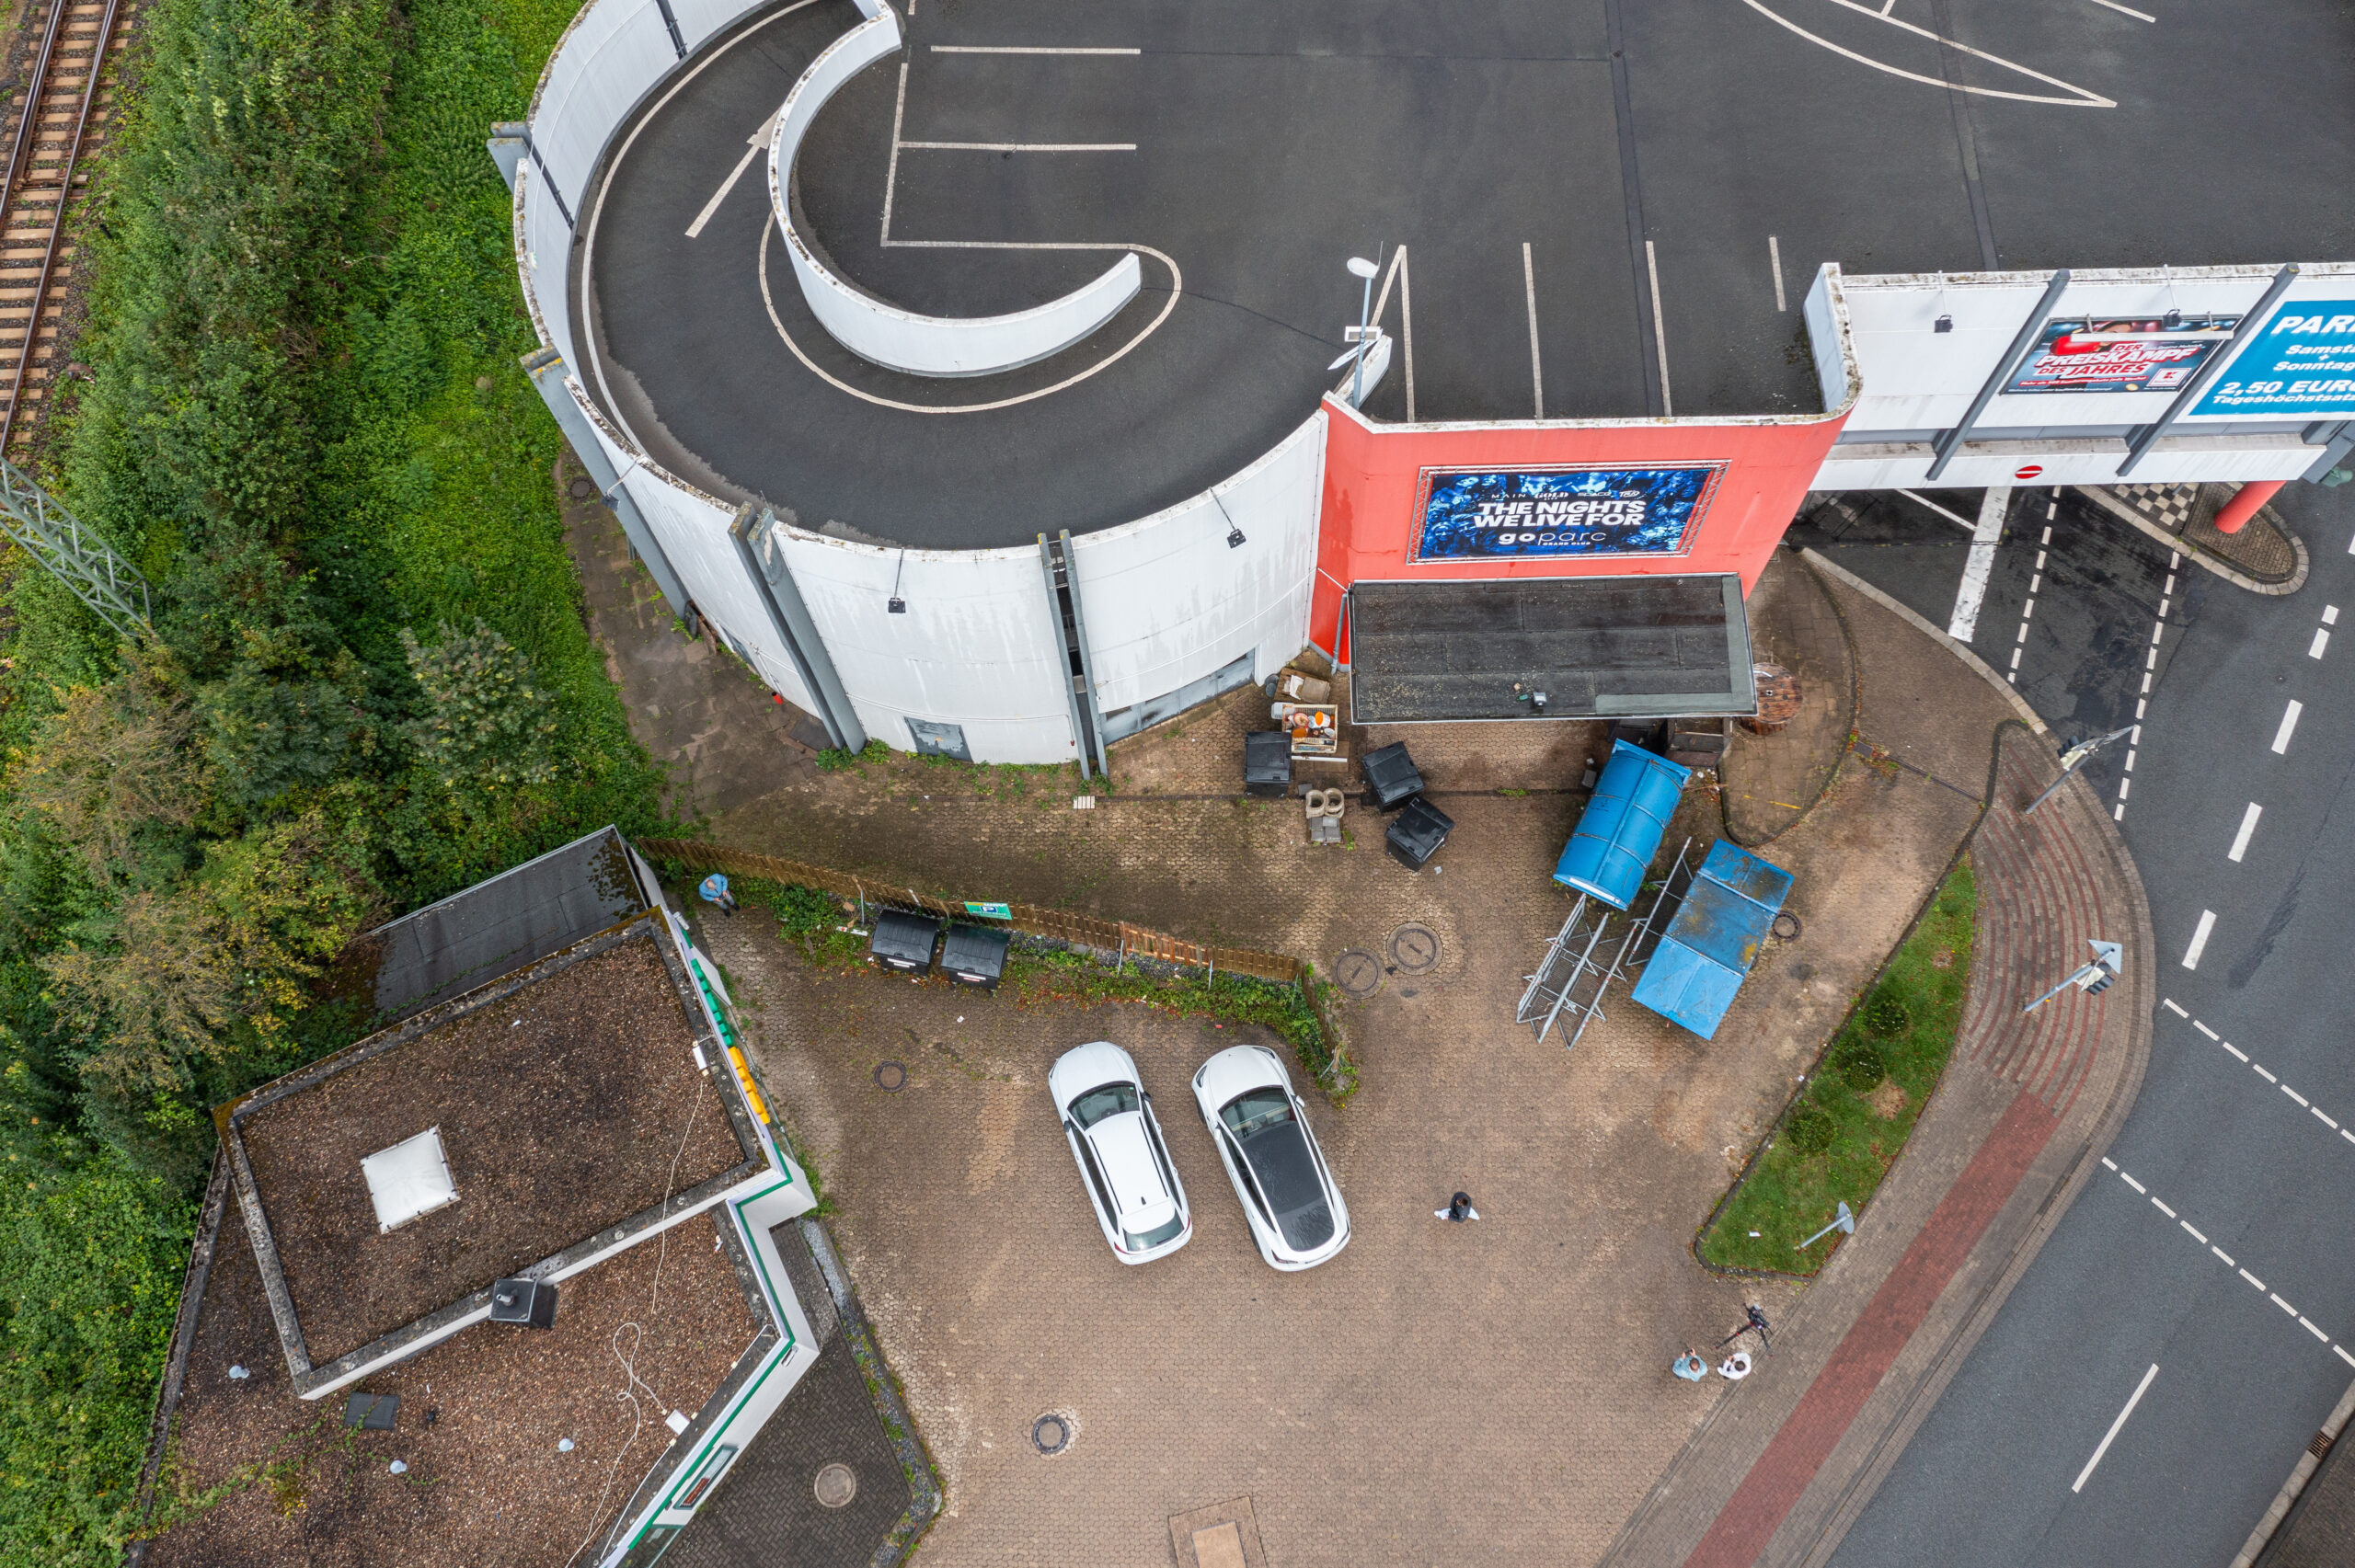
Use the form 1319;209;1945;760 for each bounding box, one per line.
887;549;907;613
1934;315;1953;333
1212;489;1244;550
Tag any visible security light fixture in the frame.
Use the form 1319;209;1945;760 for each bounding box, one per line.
887;549;908;612
1346;257;1379;280
1934;315;1953;333
1227;525;1246;549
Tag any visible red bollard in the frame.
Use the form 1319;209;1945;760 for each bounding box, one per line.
2212;479;2285;535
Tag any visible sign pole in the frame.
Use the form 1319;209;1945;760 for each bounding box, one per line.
2119;264;2299;477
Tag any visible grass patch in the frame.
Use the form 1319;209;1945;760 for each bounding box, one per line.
1004;945;1350;1095
1697;856;1977;1276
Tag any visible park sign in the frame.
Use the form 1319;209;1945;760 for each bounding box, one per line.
2192;300;2355;418
1407;463;1726;563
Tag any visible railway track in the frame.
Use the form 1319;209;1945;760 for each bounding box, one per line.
0;0;132;451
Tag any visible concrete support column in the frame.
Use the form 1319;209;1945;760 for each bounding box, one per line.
2213;479;2285;536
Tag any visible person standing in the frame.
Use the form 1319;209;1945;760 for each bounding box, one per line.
1434;1190;1481;1221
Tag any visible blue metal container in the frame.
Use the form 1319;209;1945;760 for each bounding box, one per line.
1552;740;1693;909
1630;839;1794;1039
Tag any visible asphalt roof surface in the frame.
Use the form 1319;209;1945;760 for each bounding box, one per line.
581;0;2355;547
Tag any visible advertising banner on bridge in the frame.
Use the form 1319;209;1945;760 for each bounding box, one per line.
2191;301;2355;418
1407;464;1726;563
2003;315;2240;395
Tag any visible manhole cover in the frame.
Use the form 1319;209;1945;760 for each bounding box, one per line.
874;1060;908;1092
567;475;597;501
1772;912;1803;942
813;1461;857;1507
1031;1413;1073;1455
1388;923;1442;974
1332;949;1383;999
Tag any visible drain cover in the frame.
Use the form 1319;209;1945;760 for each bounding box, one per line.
874;1060;908;1092
1388;923;1442;974
813;1461;857;1507
1031;1413;1073;1455
1772;911;1803;942
567;475;597;501
1333;949;1383;999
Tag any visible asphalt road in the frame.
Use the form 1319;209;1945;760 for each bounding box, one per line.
1811;481;2355;1565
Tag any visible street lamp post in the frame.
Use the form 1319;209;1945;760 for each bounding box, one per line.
2023;726;2135;817
1346;254;1379;407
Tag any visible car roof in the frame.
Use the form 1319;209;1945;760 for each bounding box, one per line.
1194;1044;1285;1106
1049;1040;1136;1108
1086;1110;1174;1219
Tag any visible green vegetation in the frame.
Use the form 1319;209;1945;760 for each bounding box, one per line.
0;0;668;1554
1698;858;1977;1276
1005;945;1354;1097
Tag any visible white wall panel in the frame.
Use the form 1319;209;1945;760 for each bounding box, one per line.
1070;413;1325;715
534;3;676;211
562;381;825;717
775;534;1077;762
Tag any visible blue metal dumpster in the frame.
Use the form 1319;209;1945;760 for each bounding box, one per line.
1552;740;1693;909
1629;840;1793;1038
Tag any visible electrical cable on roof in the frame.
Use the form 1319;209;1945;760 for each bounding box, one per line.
567;1066;712;1567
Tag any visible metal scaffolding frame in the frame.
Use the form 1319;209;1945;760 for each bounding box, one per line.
0;456;151;642
1515;839;1696;1049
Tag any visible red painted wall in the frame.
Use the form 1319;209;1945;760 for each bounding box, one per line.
1312;397;1851;656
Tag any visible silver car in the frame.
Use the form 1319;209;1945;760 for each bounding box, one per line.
1048;1041;1192;1264
1191;1045;1350;1270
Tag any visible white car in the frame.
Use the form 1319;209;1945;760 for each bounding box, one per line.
1190;1045;1350;1270
1048;1042;1191;1264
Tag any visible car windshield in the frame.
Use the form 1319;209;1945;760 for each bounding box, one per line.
1219;1089;1293;1139
1070;1082;1139;1128
1123;1210;1186;1250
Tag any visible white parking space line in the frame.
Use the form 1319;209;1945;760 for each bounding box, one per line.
928;44;1143;52
1646;240;1672;416
686;110;783;238
2083;0;2155;18
1898;489;1977;532
1769;235;1786;312
2228;803;2262;863
1523;243;1543;418
881;60;910;241
2182;910;2216;969
2272;699;2303;754
1946;486;2011;643
900;141;1137;151
2074;1364;2158;1494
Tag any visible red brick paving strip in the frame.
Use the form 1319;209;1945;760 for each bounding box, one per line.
1683;1090;2060;1568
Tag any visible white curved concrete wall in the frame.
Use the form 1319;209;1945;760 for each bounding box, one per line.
514;0;1325;764
766;12;1143;378
1071;414;1325;715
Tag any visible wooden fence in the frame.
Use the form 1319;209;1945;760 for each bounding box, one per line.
637;837;1356;1090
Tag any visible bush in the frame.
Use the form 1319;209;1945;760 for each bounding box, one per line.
1861;989;1911;1038
1835;1039;1888;1091
1785;1104;1836;1155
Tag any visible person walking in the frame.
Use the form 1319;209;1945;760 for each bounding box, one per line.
698;872;740;915
1434;1190;1481;1221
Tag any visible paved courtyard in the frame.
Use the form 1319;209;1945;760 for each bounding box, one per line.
680;557;2004;1562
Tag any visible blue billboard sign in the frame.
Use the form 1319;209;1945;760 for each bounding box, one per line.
1408;464;1726;563
2193;302;2355;418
